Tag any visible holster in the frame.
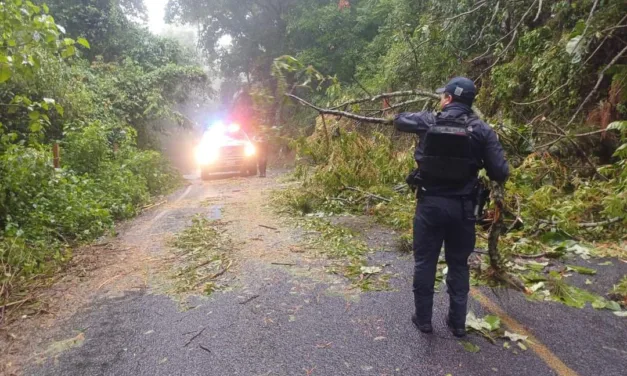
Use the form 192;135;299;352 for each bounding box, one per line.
406;168;421;192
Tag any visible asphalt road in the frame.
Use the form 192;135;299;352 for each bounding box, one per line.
21;172;627;376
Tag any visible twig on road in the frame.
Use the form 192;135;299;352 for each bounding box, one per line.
259;224;278;231
239;295;260;305
141;200;167;211
271;262;297;266
513;252;550;259
0;297;34;311
198;344;211;353
184;327;206;347
97;274;122;290
194;260;233;287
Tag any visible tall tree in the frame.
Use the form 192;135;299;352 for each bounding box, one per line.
166;0;298;83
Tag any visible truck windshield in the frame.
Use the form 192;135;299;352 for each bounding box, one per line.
224;129;248;141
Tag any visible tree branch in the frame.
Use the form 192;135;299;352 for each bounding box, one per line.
533;0;543;22
463;1;501;52
287;94;392;124
574;0;600;52
513;13;627;106
368;98;428;115
447;1;487;22
469;0;538;63
344;186;392;203
566;44;627;128
330;89;438;110
544;118;608;181
578;217;622;228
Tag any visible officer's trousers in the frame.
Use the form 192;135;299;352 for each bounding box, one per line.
257;142;268;177
413;195;476;328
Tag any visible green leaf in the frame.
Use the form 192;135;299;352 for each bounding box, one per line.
459;341;480;353
517;342;528;351
484;315;501;331
598;261;613;266
607;121;627;132
55;104;64;116
613;311;627;317
570;20;586;37
28;111;40;121
591;299;606;309
565;36;585;63
566;265;597;275
61;46;76;59
29;121;42;133
529;281;546;292
360;266;382;275
0;62;12;83
77;37;90;49
605;301;621;312
503;331;528;342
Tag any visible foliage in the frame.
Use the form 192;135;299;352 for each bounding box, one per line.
166;216;233;297
0;0;208;305
610;276;627;307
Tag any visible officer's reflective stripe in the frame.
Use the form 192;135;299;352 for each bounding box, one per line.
471;288;580;376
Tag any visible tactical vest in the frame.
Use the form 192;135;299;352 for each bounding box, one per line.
419;113;477;185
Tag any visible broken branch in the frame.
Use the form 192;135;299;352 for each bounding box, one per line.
239;295;260;305
259;224;278;231
578;217;622;228
287;94;391;124
184;327;206;347
344;186;392;202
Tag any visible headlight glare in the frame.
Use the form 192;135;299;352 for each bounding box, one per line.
245;143;256;157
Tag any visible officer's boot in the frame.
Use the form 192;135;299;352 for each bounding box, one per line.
446;297;467;338
412;292;434;334
412;314;433;334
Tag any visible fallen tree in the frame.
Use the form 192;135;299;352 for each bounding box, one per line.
286;91;529;292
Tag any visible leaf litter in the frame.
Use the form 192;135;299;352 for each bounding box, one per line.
161;216;234;299
465;311;530;350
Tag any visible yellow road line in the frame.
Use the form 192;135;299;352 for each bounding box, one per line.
471;288;580;376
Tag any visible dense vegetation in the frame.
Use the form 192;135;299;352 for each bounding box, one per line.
168;0;626;303
2;0;625;309
0;0;208;306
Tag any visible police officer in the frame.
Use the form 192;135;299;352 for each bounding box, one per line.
253;132;268;178
394;77;509;337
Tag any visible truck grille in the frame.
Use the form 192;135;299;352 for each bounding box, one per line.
221;145;245;159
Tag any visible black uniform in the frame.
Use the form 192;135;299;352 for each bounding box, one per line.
394;101;509;331
255;135;268;177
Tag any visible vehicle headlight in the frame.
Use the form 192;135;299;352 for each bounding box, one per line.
195;147;219;165
245;143;256;157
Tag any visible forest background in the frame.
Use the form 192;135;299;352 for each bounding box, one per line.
1;0;626;310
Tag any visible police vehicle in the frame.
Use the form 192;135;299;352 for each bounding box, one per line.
194;122;257;179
